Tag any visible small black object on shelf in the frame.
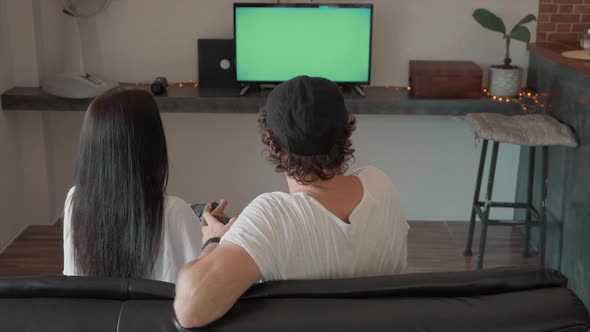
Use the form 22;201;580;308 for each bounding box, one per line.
150;77;168;95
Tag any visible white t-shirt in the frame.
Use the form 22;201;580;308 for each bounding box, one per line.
222;166;409;281
63;187;202;284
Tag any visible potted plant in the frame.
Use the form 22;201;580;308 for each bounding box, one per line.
473;9;536;98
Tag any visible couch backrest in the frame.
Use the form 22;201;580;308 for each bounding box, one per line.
0;275;175;300
0;267;588;332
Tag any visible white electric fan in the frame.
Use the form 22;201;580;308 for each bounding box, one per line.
41;0;118;99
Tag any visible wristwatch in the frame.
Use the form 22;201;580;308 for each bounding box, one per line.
201;237;221;251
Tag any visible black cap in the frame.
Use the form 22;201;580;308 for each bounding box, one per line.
264;76;348;156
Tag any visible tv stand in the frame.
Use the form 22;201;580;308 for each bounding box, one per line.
239;84;251;96
352;85;366;97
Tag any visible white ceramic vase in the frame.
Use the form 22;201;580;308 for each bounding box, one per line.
488;66;522;98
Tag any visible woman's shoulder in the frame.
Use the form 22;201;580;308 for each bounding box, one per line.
67;186;76;194
164;195;195;217
163;195;201;225
63;186;77;220
66;186;76;201
165;195;190;207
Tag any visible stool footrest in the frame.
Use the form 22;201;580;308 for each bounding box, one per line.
476;201;531;209
475;202;540;219
487;220;541;226
474;205;541;226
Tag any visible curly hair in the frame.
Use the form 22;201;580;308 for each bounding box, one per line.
258;109;357;185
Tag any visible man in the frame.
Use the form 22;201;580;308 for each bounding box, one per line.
174;76;409;328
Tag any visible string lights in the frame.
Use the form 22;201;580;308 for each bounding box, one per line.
482;88;545;112
169;82;200;88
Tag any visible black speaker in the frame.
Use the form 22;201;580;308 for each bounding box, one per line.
198;39;239;89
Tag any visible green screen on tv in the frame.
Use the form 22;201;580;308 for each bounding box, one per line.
234;4;372;83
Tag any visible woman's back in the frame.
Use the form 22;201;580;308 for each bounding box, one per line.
63;188;201;283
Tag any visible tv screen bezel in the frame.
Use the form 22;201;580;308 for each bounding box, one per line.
233;3;374;85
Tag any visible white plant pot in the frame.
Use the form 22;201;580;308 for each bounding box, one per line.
488;66;522;98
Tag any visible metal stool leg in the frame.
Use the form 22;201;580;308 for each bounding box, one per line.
540;146;549;267
465;139;489;256
524;147;536;257
477;141;500;270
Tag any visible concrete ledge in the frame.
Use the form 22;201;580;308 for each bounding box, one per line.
1;85;523;115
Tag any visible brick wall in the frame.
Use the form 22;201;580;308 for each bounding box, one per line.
537;0;590;43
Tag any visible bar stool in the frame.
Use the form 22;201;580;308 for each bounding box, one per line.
463;113;577;270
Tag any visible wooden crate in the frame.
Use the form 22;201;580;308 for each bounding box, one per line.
409;61;483;99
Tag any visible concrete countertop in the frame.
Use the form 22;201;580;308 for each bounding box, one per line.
1;85;523;115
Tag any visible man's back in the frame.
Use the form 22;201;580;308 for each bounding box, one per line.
222;166;409;281
174;77;410;328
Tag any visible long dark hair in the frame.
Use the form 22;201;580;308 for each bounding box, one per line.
71;87;169;278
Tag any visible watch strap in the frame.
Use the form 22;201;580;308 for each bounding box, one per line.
201;237;221;251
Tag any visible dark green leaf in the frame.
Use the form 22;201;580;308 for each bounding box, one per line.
510;14;537;34
473;8;506;35
509;26;532;43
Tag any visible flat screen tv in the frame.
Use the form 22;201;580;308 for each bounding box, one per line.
234;3;373;85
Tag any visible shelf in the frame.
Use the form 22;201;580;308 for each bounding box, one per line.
1;85;523;115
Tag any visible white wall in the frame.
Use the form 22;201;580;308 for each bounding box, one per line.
17;112;53;225
0;2;12;93
5;0;40;86
0;109;24;252
32;0;64;82
0;0;25;252
42;112;519;221
43;111;83;221
76;0;538;86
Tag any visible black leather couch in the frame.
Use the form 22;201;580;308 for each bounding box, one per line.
0;267;588;332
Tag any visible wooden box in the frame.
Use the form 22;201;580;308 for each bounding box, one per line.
409;61;482;99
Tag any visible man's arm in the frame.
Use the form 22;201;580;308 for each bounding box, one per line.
174;204;262;328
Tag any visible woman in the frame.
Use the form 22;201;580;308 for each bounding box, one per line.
63;87;204;283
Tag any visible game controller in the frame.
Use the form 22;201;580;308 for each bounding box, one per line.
191;202;232;225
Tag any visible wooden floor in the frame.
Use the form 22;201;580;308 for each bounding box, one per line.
0;221;538;276
406;221;538;273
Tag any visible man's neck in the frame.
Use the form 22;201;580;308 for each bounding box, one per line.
286;173;363;224
286;175;343;195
